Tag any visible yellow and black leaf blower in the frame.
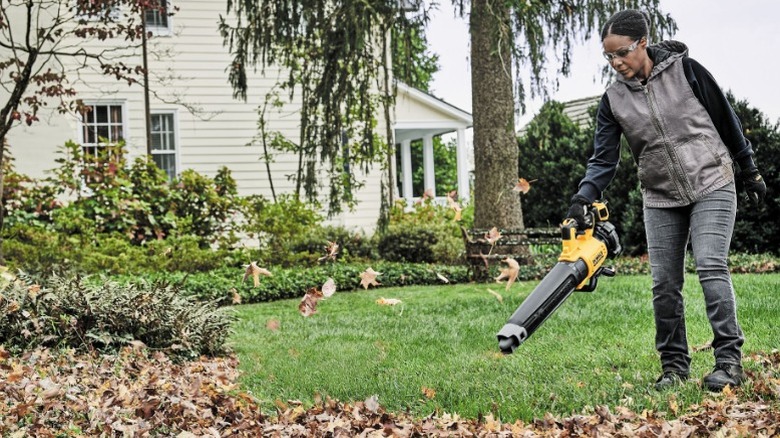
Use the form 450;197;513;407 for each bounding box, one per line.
497;201;622;354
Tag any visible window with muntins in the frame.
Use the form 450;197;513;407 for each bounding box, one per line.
144;1;171;33
151;113;177;180
80;103;124;156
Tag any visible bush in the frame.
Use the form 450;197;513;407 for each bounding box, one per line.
378;226;437;263
0;272;234;359
287;225;378;264
382;198;467;264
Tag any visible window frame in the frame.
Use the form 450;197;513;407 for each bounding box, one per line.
149;110;180;180
77;101;128;156
144;0;173;36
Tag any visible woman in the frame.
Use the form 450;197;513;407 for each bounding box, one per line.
566;9;766;392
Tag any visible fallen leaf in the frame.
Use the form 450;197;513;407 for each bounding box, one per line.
487;289;503;303
321;278;337;298
266;319;280;331
242;262;272;287
376;297;402;306
364;395;380;413
436;273;449;283
422;387;436;399
692;340;713;352
359;267;382;290
495;258;520;290
298;287;324;317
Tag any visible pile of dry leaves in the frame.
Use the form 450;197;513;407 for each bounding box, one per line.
0;346;777;436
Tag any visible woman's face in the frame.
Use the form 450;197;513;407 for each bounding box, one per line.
602;34;648;80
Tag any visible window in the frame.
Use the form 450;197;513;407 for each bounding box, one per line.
80;103;125;156
150;112;178;180
144;1;171;34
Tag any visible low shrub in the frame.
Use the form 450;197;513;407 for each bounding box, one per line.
0;272;234;359
377;226;438;263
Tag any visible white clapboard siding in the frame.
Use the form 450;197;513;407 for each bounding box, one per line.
5;0;390;232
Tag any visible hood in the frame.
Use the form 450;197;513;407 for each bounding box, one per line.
648;40;689;64
615;40;688;89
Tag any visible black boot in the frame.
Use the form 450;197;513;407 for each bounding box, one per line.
702;363;745;392
654;371;688;391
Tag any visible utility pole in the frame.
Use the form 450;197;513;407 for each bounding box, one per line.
141;7;153;156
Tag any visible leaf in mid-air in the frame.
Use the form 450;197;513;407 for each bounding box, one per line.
359;268;382;290
512;177;537;194
318;241;340;262
321;277;337;298
487;288;504;303
495;258;520;290
298;287;324;317
484;227;502;246
242;262;272;287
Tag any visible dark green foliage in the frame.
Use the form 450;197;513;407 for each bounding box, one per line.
518;94;780;256
728;93;780;255
113;262;474;305
0;273;233;359
287;225;378;264
2;225;247;276
518;101;591;228
517;100;646;253
378;226;438;263
3;142;243;247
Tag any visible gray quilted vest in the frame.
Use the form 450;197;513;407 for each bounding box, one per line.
605;51;734;208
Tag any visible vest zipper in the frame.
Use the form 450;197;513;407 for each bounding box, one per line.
641;83;694;203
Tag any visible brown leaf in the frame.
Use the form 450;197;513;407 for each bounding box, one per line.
298;287;324;317
359;267;382;290
266;319;280;331
318;241;340;263
512;177;537;194
242;262;272;287
495;258;520;290
484;227;502;246
422;386;436;399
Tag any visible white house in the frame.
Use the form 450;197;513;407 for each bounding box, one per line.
3;1;473;232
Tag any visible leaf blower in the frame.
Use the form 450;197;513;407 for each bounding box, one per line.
497;201;622;354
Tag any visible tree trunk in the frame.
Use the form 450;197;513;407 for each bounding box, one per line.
469;0;524;230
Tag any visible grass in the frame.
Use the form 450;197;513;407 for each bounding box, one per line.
229;272;780;422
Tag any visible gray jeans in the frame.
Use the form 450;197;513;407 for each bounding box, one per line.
644;182;743;374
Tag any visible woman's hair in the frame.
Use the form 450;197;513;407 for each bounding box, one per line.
601;9;650;41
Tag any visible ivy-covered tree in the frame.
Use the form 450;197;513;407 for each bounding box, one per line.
464;0;676;229
0;0;168;262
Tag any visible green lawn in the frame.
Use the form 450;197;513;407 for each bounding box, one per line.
229;273;780;422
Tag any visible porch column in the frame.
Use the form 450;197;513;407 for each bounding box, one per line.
422;134;435;197
401;139;413;201
456;128;470;202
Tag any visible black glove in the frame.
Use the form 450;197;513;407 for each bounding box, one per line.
741;170;767;206
566;194;592;229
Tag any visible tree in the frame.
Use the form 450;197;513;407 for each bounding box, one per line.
463;0;676;229
0;0;168;262
219;0;435;216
